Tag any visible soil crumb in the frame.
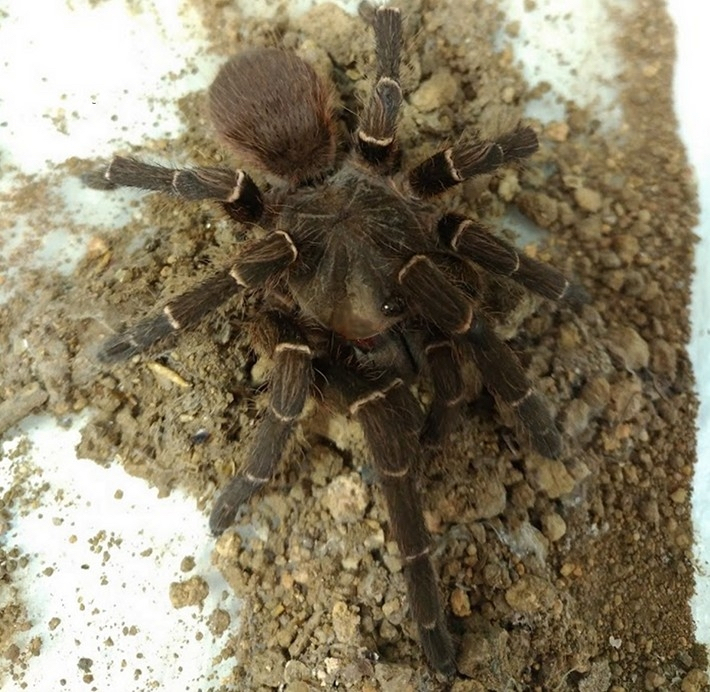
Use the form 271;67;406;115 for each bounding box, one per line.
1;0;706;690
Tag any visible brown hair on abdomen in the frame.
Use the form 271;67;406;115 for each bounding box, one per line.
209;48;336;184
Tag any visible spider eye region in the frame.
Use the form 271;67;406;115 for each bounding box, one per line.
381;294;405;317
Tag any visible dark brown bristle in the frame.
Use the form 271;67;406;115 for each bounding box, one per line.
209;48;336;184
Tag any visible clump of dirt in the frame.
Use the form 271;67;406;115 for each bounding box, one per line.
1;0;706;690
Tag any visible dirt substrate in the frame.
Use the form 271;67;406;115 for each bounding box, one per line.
1;1;707;690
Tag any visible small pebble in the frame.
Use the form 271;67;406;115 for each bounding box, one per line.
322;473;368;523
410;69;458;111
505;575;558;613
169;575;209;609
574;187;603;212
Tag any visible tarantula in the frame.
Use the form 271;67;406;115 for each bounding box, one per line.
89;6;584;675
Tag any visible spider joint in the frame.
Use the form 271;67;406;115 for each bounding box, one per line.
510;386;534;409
424;340;451;355
397;254;429;283
274;230;299;262
229;266;248;287
274;342;312;356
403;546;431;563
453;304;474;335
104;158;115;181
380;465;410;478
245;472;270;485
443;148;463;182
269;404;299;423
226;170;246;202
357;130;395;147
349;378;403;415
162;305;181;330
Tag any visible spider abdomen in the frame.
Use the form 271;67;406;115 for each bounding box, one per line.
209;48;337;185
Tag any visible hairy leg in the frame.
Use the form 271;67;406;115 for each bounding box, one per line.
84;157;263;223
408;125;538;198
356;6;404;170
438;213;588;306
328;367;456;674
99;230;298;362
210;310;313;534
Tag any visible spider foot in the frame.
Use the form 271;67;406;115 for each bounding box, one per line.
81;167;117;190
419;621;457;676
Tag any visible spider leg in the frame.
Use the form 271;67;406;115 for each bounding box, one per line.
438;213;588;306
356;6;403;170
397;256;561;458
98;230;298;362
83;157;263;223
420;337;465;446
408;125;538;198
209;310;313;535
465;316;561;458
339;373;455;674
99;270;241;363
397;254;475;335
